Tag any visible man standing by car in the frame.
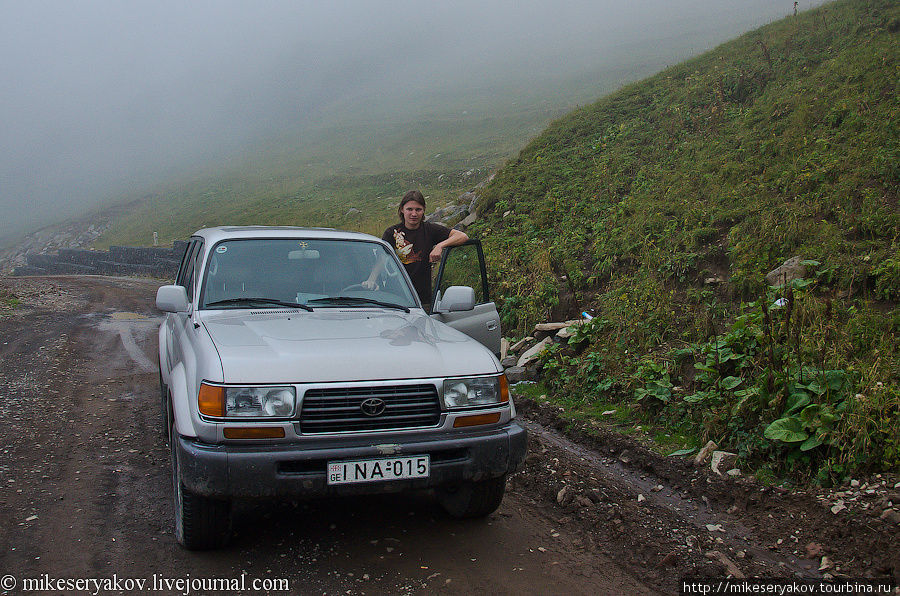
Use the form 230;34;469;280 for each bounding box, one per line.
365;190;468;309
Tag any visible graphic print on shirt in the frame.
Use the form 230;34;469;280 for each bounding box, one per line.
393;229;420;265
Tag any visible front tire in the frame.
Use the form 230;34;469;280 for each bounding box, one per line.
170;430;231;550
438;476;507;518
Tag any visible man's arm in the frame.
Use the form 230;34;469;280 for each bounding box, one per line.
363;228;395;289
429;228;468;263
363;254;387;289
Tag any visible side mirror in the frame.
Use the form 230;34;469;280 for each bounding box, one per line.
156;285;190;313
433;285;475;313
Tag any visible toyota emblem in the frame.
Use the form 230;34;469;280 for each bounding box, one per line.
360;397;386;417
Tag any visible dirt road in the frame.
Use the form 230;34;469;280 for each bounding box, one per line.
0;276;896;595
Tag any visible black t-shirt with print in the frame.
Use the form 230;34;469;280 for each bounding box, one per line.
382;221;451;307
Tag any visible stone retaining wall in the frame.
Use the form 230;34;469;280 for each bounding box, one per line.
14;241;188;279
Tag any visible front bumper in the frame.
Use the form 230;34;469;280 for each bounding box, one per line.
176;421;527;499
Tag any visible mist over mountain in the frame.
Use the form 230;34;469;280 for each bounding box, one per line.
0;0;825;242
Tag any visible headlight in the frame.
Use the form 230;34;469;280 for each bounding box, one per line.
198;383;296;418
442;375;509;408
226;386;295;417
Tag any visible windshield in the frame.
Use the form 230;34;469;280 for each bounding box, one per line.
199;238;417;310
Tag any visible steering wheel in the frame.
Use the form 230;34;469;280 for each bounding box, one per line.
340;283;369;293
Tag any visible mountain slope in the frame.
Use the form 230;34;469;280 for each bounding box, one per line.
475;0;898;480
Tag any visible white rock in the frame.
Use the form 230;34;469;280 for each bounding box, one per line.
534;321;579;332
710;451;737;476
766;256;807;286
556;326;580;340
705;524;725;533
500;338;510;361
637;494;646;503
819;556;834;571
831;501;846;515
517;337;553;367
850;479;860;488
509;337;533;353
694;441;718;466
726;468;742;477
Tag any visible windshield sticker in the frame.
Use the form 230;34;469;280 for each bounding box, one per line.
216;246;227;254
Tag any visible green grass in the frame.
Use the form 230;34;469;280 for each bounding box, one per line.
476;0;899;483
95;105;574;248
93;52;672;249
511;377;702;457
0;290;21;313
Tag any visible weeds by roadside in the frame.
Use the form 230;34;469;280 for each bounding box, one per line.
0;289;21;314
534;275;899;485
480;0;899;484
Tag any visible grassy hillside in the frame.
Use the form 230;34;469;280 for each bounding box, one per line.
96;112;545;247
474;0;898;483
93;45;687;249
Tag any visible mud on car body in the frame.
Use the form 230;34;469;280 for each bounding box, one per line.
156;226;526;549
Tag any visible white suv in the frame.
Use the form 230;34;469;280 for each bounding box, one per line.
156;226;526;549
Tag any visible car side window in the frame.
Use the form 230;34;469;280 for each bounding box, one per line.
176;240;200;288
433;241;490;305
184;242;204;302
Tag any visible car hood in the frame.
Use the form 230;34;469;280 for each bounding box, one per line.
200;308;500;383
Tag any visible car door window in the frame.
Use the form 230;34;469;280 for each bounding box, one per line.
430;240;501;354
184;242;203;302
432;240;490;305
176;240;200;289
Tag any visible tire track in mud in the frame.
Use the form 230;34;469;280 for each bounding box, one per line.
512;398;899;594
519;418;819;580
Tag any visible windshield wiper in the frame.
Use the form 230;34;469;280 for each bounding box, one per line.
308;296;410;313
204;297;313;311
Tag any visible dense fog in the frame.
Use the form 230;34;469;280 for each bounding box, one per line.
0;0;826;241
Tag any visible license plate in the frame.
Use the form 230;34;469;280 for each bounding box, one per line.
327;455;430;485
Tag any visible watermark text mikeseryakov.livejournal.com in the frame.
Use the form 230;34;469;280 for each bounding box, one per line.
3;572;289;595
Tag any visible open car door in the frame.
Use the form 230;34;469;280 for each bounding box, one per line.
430;239;502;356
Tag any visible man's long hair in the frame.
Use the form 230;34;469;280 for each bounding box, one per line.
397;190;426;222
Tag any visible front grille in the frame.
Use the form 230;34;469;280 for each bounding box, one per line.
299;384;441;433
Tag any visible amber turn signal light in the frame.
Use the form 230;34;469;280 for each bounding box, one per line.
453;412;502;428
223;426;286;439
198;383;225;417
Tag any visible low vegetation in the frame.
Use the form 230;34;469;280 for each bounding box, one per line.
0;290;20;313
476;0;898;483
97;107;570;248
